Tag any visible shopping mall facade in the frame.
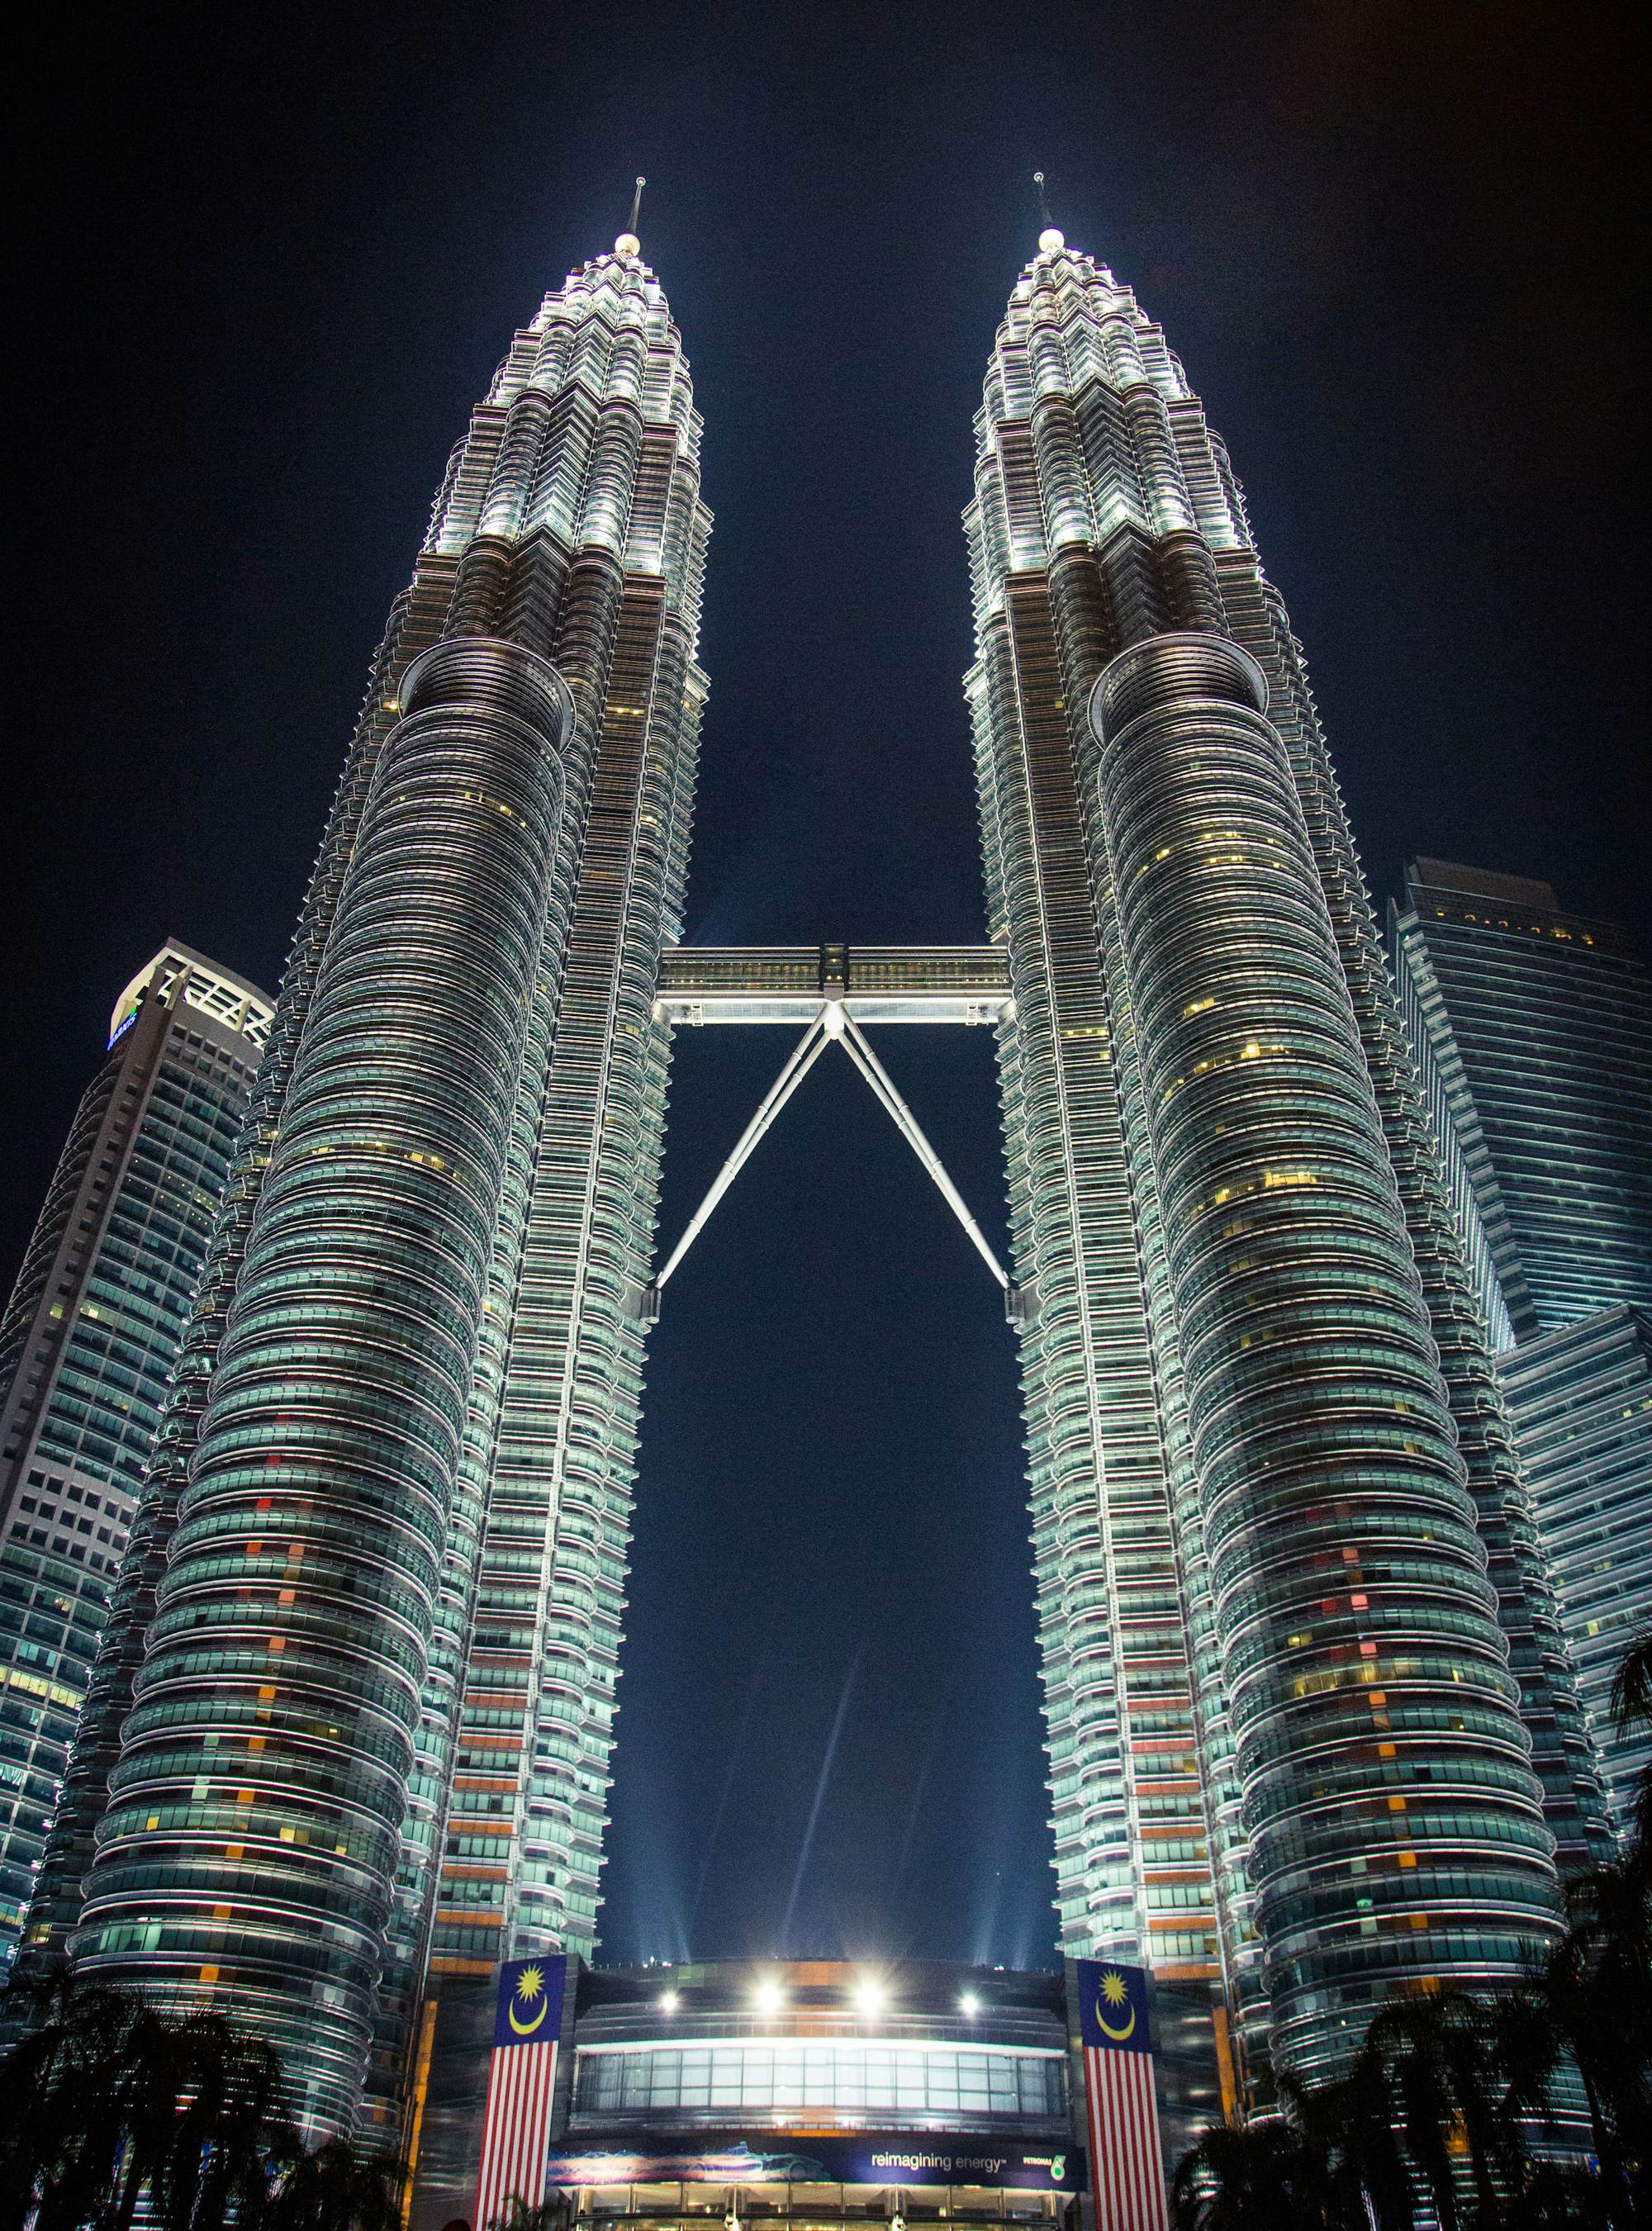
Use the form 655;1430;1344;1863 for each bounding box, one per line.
409;1958;1216;2230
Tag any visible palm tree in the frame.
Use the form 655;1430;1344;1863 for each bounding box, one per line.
1530;1855;1651;2225
1354;1991;1523;2231
1608;1631;1652;1741
1170;2072;1375;2231
0;1961;150;2229
160;2013;292;2230
259;2136;406;2231
1170;2115;1322;2231
0;1964;406;2231
1610;1626;1652;1848
108;1996;220;2231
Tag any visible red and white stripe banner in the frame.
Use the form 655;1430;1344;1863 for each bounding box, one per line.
474;2039;558;2229
472;1957;567;2230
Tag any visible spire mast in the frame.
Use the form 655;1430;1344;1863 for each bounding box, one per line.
1033;169;1064;254
615;177;646;258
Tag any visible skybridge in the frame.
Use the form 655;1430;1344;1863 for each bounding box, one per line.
653;942;1014;1027
638;943;1033;1324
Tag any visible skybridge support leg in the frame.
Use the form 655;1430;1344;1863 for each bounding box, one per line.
836;1013;1011;1293
639;1003;1028;1321
648;1016;832;1303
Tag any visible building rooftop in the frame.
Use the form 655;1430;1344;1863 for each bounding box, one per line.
107;940;275;1050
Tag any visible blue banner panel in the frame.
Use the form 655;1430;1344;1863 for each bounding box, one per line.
1074;1958;1153;2056
493;1954;569;2049
544;2138;1084;2191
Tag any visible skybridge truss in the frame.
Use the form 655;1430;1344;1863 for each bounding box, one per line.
638;946;1032;1322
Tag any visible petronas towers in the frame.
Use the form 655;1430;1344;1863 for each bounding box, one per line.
19;216;1610;2139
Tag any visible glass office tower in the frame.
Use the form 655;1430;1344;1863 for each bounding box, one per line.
1498;1312;1652;1834
1389;862;1652;1344
1391;861;1652;1831
27;232;710;2136
0;946;272;1969
966;231;1610;2094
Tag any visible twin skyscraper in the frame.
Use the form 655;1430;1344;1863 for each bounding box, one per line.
3;217;1635;2151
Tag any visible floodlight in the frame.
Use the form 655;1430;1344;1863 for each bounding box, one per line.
852;1973;888;2018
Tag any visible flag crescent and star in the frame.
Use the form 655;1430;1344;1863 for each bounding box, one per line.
508;1963;549;2035
1094;1967;1137;2042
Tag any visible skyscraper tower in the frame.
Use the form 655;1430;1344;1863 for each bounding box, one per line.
29;226;710;2135
1389;860;1652;1344
0;946;272;1971
966;226;1611;2091
1391;860;1652;1833
19;209;1622;2162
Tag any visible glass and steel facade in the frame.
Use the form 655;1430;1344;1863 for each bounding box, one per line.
574;2037;1067;2121
1389;860;1652;1343
1390;862;1652;1833
965;233;1611;2092
26;239;710;2138
1498;1310;1652;1834
0;947;272;1970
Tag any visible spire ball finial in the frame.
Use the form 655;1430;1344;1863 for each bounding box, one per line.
1038;226;1066;254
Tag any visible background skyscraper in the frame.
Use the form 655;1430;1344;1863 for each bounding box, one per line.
0;945;271;1970
965;229;1611;2100
28;231;710;2137
1391;860;1652;1831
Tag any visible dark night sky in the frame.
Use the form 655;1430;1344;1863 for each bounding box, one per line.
9;2;1644;1972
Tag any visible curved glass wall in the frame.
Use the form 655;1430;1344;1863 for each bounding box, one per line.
72;640;570;2129
1085;635;1558;2071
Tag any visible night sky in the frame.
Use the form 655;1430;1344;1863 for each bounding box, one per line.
9;2;1643;1973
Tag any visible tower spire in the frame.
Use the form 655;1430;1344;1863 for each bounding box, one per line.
616;177;645;258
1033;170;1064;254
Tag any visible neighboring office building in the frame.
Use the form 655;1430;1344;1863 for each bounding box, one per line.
1498;1310;1652;1832
1391;861;1652;1832
0;945;272;1967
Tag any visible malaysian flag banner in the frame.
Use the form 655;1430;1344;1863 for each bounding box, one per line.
1075;1959;1170;2231
472;1953;568;2231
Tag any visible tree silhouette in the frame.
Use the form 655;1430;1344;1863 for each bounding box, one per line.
0;1964;404;2230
